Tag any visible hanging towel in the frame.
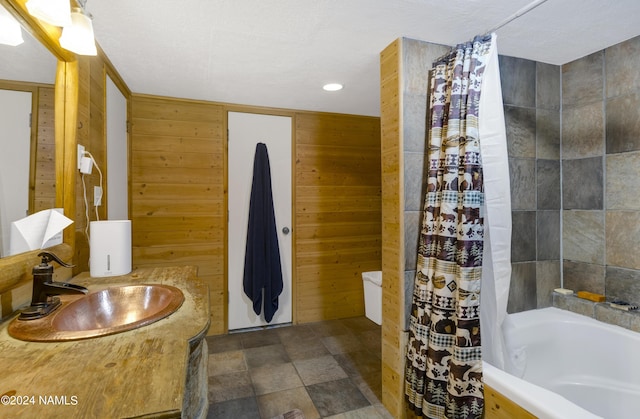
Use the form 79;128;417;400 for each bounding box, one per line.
243;142;283;322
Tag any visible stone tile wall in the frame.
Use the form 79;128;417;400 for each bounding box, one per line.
399;34;640;326
401;38;449;330
500;56;561;313
561;35;640;308
554;292;640;332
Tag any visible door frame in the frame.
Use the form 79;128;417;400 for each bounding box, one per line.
223;105;296;333
0;80;47;219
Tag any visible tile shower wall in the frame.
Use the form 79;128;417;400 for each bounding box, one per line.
501;56;562;313
401;35;640;320
401;38;449;330
562;35;640;306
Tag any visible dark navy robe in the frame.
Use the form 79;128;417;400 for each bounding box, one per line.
243;142;283;322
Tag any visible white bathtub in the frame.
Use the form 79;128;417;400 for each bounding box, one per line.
482;307;640;419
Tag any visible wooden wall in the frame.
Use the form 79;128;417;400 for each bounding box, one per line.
483;385;537;419
73;54;107;271
72;50;130;273
295;113;381;323
129;96;381;334
379;39;405;418
33;86;56;212
130;95;226;335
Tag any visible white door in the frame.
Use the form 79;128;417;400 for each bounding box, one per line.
228;112;292;330
106;75;128;220
0;89;31;257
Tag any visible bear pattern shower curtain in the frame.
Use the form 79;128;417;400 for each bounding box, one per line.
404;35;494;419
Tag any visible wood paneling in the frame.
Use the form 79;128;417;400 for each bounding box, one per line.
484;385;537;419
295;113;381;323
73;54;107;272
33;86;56;212
130;95;225;335
129;96;381;333
379;38;405;418
68;47;130;274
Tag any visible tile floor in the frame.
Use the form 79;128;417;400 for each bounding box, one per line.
205;316;393;419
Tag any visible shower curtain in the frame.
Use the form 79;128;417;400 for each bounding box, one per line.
404;33;511;419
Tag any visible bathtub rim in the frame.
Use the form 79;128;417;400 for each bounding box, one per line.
482;361;601;419
483;306;609;419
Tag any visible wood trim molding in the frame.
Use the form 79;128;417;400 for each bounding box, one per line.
56;60;78;248
100;44;131;99
0;81;44;216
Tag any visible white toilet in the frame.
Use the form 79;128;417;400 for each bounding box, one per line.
362;271;382;325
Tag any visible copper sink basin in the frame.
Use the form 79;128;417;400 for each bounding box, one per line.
8;284;184;342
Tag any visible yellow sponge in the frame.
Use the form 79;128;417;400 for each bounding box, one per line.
576;291;605;303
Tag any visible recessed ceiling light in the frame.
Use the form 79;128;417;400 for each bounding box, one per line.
323;83;343;91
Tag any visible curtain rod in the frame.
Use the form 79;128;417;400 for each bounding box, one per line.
484;0;551;35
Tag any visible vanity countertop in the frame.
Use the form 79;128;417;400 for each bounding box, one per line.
0;265;210;418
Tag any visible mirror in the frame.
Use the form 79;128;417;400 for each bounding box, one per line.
0;0;79;300
0;4;58;257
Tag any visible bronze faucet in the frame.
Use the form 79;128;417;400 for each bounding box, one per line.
19;251;88;320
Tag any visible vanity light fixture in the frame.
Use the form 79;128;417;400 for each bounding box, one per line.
25;0;71;27
0;5;24;46
59;7;97;56
323;83;344;91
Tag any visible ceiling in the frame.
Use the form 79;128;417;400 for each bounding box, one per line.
13;0;640;117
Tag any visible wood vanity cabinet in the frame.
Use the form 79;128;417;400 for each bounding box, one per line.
0;266;210;419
